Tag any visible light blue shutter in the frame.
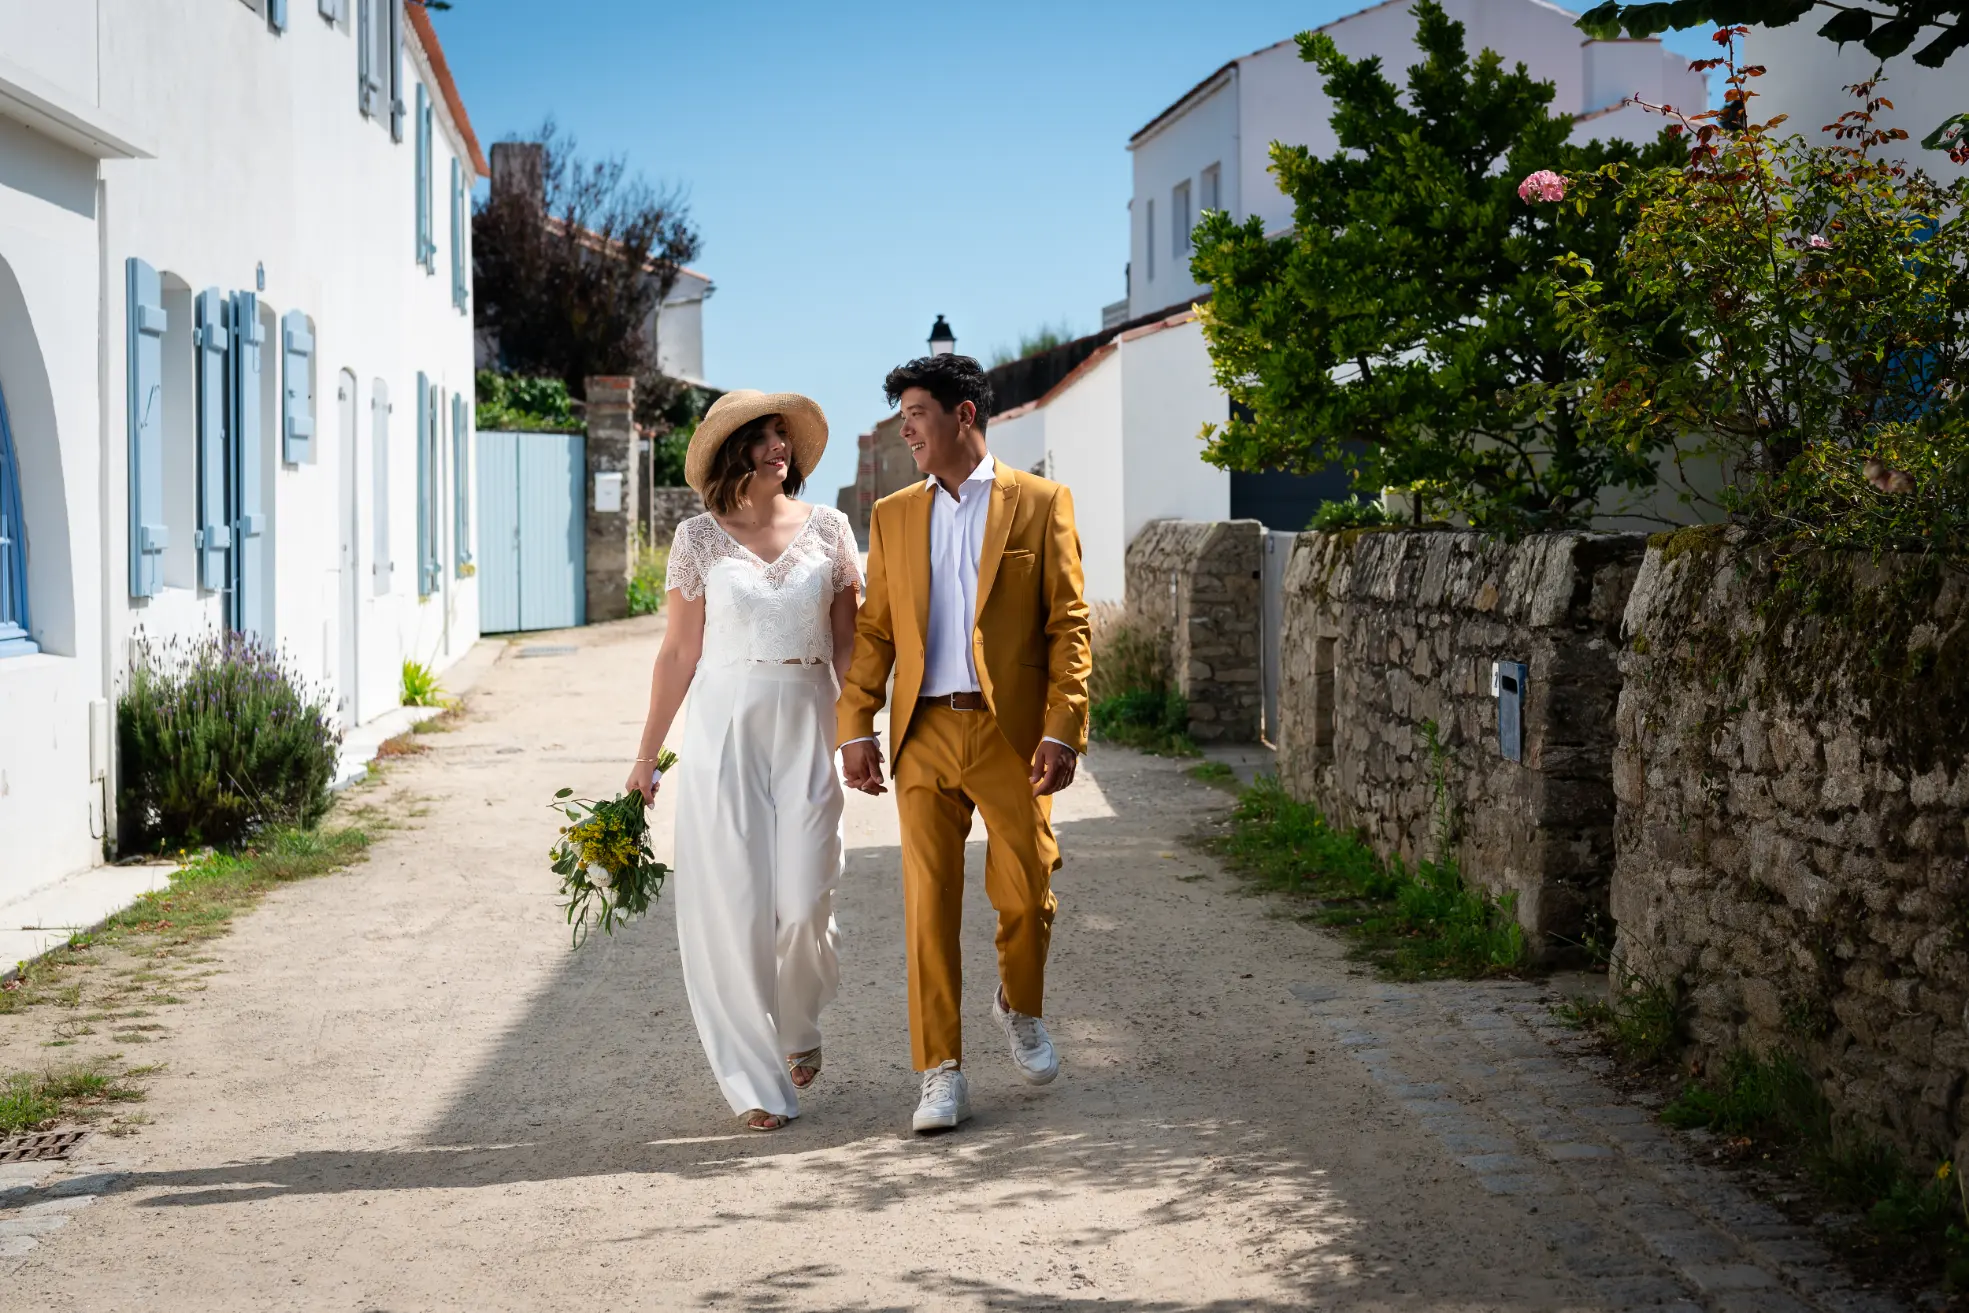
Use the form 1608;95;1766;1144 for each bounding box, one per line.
228;291;267;639
195;288;231;592
415;84;432;270
356;0;373;116
282;310;314;463
416;371;432;596
268;0;288;32
0;377;36;655
319;0;342;20
126;258;168;598
450;156;465;308
387;0;404;141
452;391;470;573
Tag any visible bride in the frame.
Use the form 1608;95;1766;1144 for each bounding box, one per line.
623;390;861;1132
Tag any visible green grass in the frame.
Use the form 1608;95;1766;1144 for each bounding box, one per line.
1186;761;1239;789
627;542;670;617
1;826;371;1018
1092;688;1200;758
1211;775;1529;979
1660;1049;1969;1287
0;1062;147;1136
1554;977;1681;1066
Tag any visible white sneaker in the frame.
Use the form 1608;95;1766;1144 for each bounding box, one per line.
912;1060;972;1133
993;988;1060;1085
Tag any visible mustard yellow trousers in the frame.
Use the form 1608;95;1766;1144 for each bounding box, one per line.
894;704;1059;1071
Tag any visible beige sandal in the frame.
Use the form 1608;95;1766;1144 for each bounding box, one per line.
787;1047;823;1090
741;1109;789;1132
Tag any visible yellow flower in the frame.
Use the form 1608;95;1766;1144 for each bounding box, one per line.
1939;1161;1953;1181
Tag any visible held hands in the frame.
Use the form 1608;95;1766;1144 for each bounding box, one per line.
624;762;661;805
840;740;888;796
1030;741;1078;797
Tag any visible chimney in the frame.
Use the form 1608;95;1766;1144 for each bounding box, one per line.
490;141;545;210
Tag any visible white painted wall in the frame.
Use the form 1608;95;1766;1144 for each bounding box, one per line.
985;405;1045;477
1119;317;1230;544
1040;350;1126;603
0;0;484;904
1126;0;1706;317
1749;22;1969;179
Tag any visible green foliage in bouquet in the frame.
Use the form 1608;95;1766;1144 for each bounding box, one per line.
118;631;342;852
550;747;677;947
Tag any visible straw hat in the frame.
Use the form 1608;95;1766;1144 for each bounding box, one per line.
685;390;829;494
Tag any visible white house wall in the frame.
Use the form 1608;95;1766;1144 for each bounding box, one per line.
1127;0;1705;318
0;1;484;906
1041;351;1126;603
0;115;106;895
1118;318;1230;544
986;406;1045;477
1749;23;1969;179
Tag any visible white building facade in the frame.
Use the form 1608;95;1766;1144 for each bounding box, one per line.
0;0;488;905
1124;0;1707;318
995;311;1230;603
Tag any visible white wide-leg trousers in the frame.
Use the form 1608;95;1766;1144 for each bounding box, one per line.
672;662;843;1119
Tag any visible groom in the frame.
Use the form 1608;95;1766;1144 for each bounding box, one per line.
838;352;1092;1133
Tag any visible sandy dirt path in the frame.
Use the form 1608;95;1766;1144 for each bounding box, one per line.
0;616;1893;1312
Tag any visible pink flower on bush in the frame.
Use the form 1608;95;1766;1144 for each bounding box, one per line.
1808;233;1831;249
1518;169;1566;203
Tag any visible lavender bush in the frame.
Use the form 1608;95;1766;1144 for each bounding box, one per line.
118;632;342;851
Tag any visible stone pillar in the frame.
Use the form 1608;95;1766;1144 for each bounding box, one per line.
584;376;638;623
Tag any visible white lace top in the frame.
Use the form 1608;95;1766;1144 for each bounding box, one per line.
666;505;863;668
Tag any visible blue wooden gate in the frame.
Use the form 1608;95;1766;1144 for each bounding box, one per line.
476;429;584;632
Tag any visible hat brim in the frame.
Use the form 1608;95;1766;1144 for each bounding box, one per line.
685;391;830;496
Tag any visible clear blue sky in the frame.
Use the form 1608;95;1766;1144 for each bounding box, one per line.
436;2;1711;502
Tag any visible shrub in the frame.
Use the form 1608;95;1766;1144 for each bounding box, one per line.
1087;604;1197;754
627;539;669;617
1537;41;1969;554
117;632;340;852
1308;498;1390;532
400;659;445;707
1215;775;1530;978
475;370;582;433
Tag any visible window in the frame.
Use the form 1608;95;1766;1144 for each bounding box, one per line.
0;374;34;656
1201;162;1221;215
1146;198;1155;282
1173;180;1192;257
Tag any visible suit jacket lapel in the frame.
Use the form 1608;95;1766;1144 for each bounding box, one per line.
902;482;933;651
973;460;1021;626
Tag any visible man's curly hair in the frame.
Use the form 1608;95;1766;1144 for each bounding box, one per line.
883;353;993;432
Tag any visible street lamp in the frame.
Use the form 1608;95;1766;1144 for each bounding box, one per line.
928;315;956;356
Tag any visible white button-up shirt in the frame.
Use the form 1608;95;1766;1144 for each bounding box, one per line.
920;453;996;696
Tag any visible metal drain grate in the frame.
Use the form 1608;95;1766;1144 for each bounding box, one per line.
517;644;577;658
0;1130;86;1164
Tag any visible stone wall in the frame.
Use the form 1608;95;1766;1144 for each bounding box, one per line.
1122;519;1263;743
583;376;638;623
1612;531;1969;1162
1276;528;1647;948
647;486;701;555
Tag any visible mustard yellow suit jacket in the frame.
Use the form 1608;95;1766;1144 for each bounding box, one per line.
837;460;1092;762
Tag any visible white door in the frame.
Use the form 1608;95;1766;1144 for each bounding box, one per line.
337;369;361;726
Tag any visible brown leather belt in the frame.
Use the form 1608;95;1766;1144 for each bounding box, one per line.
919;691;986;712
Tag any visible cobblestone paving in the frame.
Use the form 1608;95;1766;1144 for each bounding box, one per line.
1296;980;1906;1313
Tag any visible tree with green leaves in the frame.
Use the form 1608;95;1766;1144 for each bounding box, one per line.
1189;0;1686;529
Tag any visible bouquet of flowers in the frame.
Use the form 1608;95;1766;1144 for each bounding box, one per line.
549;748;676;947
